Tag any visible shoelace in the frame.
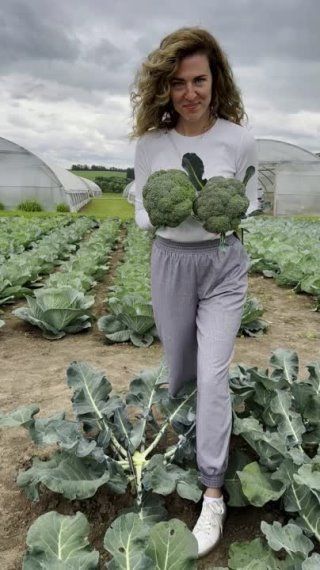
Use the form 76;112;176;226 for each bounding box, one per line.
194;503;225;535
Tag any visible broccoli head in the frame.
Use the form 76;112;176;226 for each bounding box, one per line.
193;175;250;234
142;169;196;228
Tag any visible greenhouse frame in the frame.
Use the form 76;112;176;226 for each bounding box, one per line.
257;138;320;215
0;137;101;212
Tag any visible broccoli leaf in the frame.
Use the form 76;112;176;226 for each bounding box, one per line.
181;153;207;192
243;165;255;187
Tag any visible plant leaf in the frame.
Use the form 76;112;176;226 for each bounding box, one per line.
269;390;306;447
228;537;283;569
293;460;320;491
23;511;99;569
233;415;287;469
147;518;198;569
272;459;320;541
224;448;251;507
242;165;255;187
261;520;314;558
17;451;111;501
104;512;153;569
237;461;286;507
302;554;320;569
269;349;299;385
66;361;112;432
181;153;206;192
0;404;39;428
121;494;168;528
305;362;320;393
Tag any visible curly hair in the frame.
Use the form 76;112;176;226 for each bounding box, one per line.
129;26;248;139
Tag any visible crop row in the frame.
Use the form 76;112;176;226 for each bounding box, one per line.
0;215;73;260
1;219;267;342
98;222;268;347
0;217;95;305
13;219;121;339
98;221;157;346
242;217;320;310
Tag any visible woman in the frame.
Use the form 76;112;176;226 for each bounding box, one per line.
129;26;258;557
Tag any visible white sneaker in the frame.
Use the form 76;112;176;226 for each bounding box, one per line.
192;499;227;558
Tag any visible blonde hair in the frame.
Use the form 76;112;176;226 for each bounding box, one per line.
129;26;248;139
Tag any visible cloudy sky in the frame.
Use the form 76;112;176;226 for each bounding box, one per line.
1;0;319;169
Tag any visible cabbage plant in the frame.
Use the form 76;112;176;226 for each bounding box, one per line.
241;217;320;310
13;286;94;339
98;293;158;347
238;295;269;337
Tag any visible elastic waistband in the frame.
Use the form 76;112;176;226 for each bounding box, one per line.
153;233;238;253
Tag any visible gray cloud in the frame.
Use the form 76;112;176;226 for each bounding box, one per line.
0;1;79;63
0;0;319;167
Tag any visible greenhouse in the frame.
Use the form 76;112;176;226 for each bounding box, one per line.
0;137;101;212
257;138;320;215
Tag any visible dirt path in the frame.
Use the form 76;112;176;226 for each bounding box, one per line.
0;271;319;569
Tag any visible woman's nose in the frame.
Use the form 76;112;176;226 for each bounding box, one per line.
184;83;197;99
185;83;196;97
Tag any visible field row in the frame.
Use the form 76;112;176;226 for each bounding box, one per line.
243;216;320;310
2;215;320;340
1;217;268;341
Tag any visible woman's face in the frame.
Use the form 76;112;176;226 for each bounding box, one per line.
169;52;213;125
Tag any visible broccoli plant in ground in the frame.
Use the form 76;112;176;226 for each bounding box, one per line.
22;510;198;569
0;360;201;567
212;520;320;569
98;222;159;347
227;348;320;547
1;349;319;567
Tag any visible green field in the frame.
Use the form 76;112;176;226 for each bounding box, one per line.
79;195;134;219
71;170;127;180
0;195;134;221
0;210;79;219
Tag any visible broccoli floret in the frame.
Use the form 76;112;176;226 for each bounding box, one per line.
193;175;250;236
228;194;250;217
142;169;196;228
203;215;230;234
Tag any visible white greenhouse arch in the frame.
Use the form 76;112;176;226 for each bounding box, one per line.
257;138;320;215
0;137;101;212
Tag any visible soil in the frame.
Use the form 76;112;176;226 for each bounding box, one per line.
0;251;319;568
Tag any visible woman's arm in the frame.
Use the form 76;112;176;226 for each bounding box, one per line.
235;130;260;215
134;137;156;231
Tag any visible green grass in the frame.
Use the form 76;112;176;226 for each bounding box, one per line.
0;195;134;221
71;170;127;180
0;210;79;219
79;195;134;220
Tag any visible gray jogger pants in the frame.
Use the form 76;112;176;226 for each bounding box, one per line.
151;233;250;488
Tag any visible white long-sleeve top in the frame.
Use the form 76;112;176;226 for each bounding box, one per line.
134;117;259;242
